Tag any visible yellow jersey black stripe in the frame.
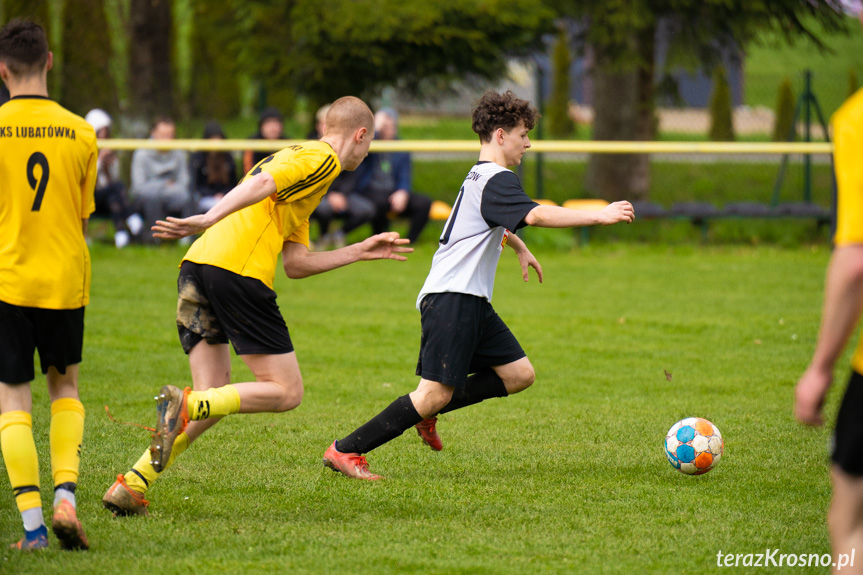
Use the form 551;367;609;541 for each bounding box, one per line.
277;155;337;201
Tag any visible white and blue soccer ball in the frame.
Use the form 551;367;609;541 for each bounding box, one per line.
664;417;723;475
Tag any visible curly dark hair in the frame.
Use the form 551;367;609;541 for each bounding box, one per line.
471;90;540;143
0;19;48;76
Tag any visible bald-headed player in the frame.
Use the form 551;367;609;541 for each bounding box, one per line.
103;96;412;516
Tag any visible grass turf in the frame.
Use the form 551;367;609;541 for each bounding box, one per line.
0;240;850;573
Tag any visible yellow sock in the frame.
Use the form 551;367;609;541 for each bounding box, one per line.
0;411;41;512
125;432;190;494
187;386;241;420
50;398;85;487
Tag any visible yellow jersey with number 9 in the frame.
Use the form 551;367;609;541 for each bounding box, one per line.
182;141;341;289
0;96;97;309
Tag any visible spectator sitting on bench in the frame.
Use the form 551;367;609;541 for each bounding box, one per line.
131;116;192;243
242;107;285;173
190;121;237;213
85;108;143;248
353;108;432;244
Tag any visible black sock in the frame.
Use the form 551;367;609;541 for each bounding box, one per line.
336;395;423;454
438;369;508;415
54;482;77;494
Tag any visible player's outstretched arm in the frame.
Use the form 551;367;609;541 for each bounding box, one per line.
282;232;413;280
152;172;277;239
795;244;863;426
524;201;635;228
505;232;543;283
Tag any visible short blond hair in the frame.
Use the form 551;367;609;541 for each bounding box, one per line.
324;96;373;136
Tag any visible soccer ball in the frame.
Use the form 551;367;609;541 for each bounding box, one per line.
664;417;723;475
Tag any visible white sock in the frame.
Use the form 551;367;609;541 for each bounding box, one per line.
22;507;45;531
54;488;76;508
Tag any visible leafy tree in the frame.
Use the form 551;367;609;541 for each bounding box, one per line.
547;25;575;138
849;67;859;99
549;0;850;201
772;76;796;142
1;0;50;29
186;0;242;121
3;0;54;96
226;0;552;127
59;0;118;116
127;0;174;127
708;64;734;141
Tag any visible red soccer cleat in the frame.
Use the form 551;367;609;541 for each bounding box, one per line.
102;474;150;517
323;441;383;481
415;417;442;451
51;499;89;550
150;385;190;472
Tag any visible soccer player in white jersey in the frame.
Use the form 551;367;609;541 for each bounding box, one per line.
323;90;634;480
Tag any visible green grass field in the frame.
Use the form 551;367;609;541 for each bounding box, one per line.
0;239;853;573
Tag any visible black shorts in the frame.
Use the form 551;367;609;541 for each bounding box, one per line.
176;261;293;356
415;292;526;389
0;300;84;384
832;369;863;476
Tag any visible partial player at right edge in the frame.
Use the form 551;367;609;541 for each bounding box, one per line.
323;89;634;480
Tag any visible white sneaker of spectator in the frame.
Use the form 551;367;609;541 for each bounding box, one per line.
126;213;144;236
114;230;130;249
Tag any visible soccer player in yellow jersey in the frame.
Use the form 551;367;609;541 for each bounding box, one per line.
0;19;96;551
102;95;412;515
794;9;863;573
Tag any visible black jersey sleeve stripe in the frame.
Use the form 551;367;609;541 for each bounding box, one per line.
276;156;334;201
276;156;337;201
277;156;338;201
275;156;334;200
278;160;337;201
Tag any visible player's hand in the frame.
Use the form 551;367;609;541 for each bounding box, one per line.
599;201;635;225
516;247;543;283
152;215;210;239
358;231;413;261
389;190;409;214
794;365;832;426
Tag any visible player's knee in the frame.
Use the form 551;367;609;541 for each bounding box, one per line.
413;382;454;414
508;364;535;394
276;381;304;412
429;388;454;412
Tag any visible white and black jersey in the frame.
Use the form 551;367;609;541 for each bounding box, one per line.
416;162;538;309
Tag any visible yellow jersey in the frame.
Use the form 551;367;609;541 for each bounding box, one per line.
183;141;340;288
832;88;863;372
0;96;97;309
833;88;863;248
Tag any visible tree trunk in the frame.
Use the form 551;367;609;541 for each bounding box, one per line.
128;0;173;129
60;0;118;117
629;23;656;200
585;42;638;202
188;0;241;120
585;23;656;202
3;0;50;29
